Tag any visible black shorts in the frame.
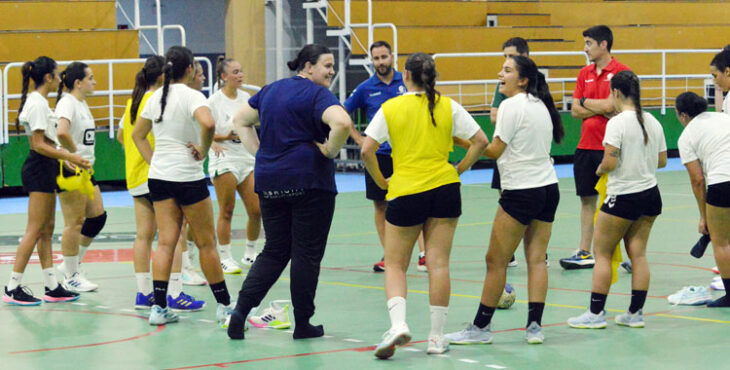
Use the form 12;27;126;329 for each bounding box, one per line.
21;150;60;194
707;181;730;208
58;167;98;192
573;149;604;196
491;165;501;190
499;183;560;226
148;178;210;206
133;193;153;205
386;183;461;227
600;186;662;221
365;154;393;201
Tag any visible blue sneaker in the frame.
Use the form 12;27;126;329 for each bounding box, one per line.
167;292;205;312
559;250;595;270
135;292;154;310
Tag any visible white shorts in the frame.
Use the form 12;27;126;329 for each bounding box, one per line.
208;156;254;185
128;181;150;197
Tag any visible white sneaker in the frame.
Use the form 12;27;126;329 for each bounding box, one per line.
181;266;207;286
149;305;178;325
567;310;607;329
525;321;544;344
217;303;234;328
248;300;291;329
445;323;493;344
667;286;712;305
64;272;98;292
615;309;645;328
711;276;725;291
220;258;242;274
374;324;412;359
426;335;450;354
240;252;256;267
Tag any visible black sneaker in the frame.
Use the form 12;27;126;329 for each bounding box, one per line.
43;285;80;303
559;250;595;270
508;255;518;267
621;261;633;273
373;257;385;272
3;286;42;306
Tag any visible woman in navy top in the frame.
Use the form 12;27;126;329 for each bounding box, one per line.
227;44;353;340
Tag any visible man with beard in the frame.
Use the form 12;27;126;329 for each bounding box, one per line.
345;41;426;273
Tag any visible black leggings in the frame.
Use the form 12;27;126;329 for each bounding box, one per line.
234;189;336;324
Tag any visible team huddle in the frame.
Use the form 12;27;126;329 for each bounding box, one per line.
2;23;730;359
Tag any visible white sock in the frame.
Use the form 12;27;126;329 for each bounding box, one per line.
245;240;257;256
429;305;449;337
62;256;79;277
43;268;59;290
169;273;183;298
78;245;89;262
419;251;425;259
186;240;196;250
7;272;23;291
182;251;193;269
387;296;407;329
136;272;152;295
219;243;232;260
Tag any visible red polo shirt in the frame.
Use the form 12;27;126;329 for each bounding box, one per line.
573;57;631;150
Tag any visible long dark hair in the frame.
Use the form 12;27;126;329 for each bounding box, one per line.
216;55;234;90
287;44;332;72
675;92;708;119
56;62;89;105
610;70;647;145
510;55;564;143
157;46;195;123
405;52;440;126
711;49;730;73
130;55;165;125
17;56;57;127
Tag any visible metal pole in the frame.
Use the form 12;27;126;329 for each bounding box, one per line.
276;0;284;80
108;62;115;138
661;51;667;115
339;37;346;103
306;9;313;44
367;0;373;49
134;0;140;29
155;0;163;54
344;0;351;32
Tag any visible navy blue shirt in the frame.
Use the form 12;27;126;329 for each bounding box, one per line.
344;71;405;155
249;76;342;194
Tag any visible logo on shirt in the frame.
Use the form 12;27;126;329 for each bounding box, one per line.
585;79;595;83
369;91;382;97
398;85;406;94
83;128;95;145
606;73;614;81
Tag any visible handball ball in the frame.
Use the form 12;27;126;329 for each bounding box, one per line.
497;283;516;309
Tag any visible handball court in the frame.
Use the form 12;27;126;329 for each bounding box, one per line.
0;159;725;369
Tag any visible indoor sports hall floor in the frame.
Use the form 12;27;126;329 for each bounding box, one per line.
0;159;726;369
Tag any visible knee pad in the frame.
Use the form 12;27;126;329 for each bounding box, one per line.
81;211;107;238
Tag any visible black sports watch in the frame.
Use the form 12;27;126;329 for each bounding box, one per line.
579;97;587;107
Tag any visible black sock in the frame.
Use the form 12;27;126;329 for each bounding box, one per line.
629;290;648;314
153;280;168;309
590;292;607;314
210;281;230;306
527;302;545;326
227;310;246;340
473;303;496;329
707;294;730;307
293;323;324;339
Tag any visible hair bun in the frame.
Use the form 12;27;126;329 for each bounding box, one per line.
286;60;298;71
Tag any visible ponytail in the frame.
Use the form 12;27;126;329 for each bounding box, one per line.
611;70;647;145
156;46;195;123
131;55;165;124
287;44;332;72
157;62;173;123
216;55;233;90
56;62;89;106
510;55;564;143
17;56;57;130
405;52;440;126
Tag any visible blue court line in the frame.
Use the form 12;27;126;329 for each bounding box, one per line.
0;158;686;215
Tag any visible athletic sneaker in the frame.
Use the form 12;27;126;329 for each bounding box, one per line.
712;266;720;274
373;258;385;272
567;310;607;329
149;305;178;325
248;300;291;329
667;286;712;305
241;249;257;267
559;250;595;270
525;321;544;344
615;310;645;328
220;258;242;274
445;323;493;344
43;285;80;303
135;292;155;309
508;255;518;267
417;254;427;272
545;254;550;267
711;276;725;291
374;323;412;359
167;292;206;312
621;261;633;273
181;266;207;286
217;303;234;328
426;335;450;354
3;286;41;306
64;272;99;292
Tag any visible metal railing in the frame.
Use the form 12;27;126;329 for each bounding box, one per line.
116;0;187;55
1;57;213;144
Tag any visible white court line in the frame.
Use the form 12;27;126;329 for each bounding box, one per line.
120;308;136;313
323;335;334;338
343;338;364;343
95;305;110;309
197;319;215;324
485;365;507;369
460;359;479;364
403;348;421;352
72;302;87;306
283;330;294;334
433;354;450;358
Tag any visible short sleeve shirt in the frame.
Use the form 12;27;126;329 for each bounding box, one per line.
140;84;209;182
344;71;406;155
678;111;730;186
249;76;342;194
573;58;631;150
56;94;96;165
19;91;58;144
207;89;254;160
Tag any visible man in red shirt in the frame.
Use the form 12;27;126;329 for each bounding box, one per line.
560;25;631;270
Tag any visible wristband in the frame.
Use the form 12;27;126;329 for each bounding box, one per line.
580;97;587;107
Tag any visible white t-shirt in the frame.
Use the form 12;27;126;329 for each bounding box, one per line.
602;110;667;195
19;91;57;144
140;83;209;182
207;89;254;160
723;92;730;115
493;93;558;190
55;93;96;165
364;96;481;143
678;111;730;186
